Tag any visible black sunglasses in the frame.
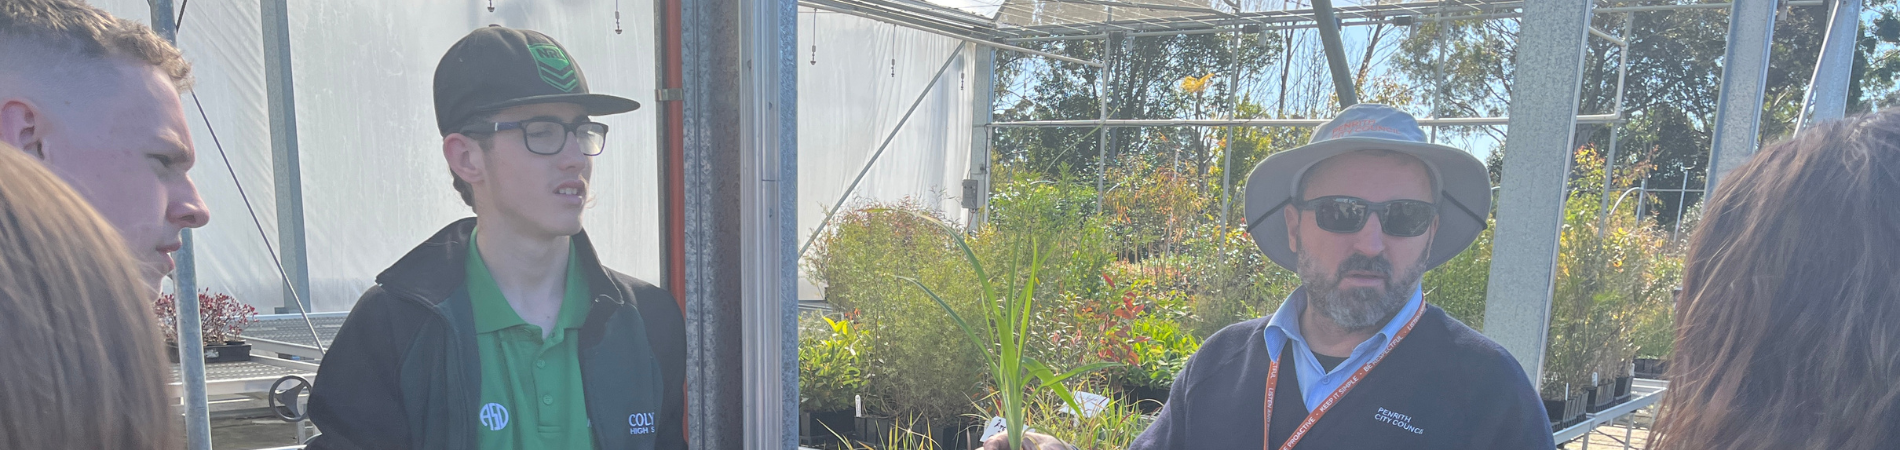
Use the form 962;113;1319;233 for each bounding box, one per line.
1245;191;1487;238
1278;195;1439;237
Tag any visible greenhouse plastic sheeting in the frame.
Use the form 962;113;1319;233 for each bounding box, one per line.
796;11;975;300
85;1;972;311
92;0;661;313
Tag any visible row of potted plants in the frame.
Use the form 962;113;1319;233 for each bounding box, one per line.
800;147;1689;446
1538;148;1685;429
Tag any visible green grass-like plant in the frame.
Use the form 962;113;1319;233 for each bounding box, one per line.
890;210;1117;450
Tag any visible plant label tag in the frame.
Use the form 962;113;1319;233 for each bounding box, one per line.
978;416;1036;442
1058;390;1112;418
980;416;1006;441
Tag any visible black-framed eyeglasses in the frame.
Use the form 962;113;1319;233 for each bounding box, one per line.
461;120;610;156
1291;195;1438;237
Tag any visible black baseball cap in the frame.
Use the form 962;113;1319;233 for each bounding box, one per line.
433;25;639;135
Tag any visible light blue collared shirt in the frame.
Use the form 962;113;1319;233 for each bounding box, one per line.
1261;285;1425;412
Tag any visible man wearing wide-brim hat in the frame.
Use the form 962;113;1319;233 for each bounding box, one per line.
990;104;1555;450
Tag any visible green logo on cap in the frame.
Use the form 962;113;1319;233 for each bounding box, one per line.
528;44;578;92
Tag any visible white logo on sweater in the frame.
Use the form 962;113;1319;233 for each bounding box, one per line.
1374;407;1423;435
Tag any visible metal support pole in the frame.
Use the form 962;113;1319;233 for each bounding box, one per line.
1796;0;1861;131
1706;0;1777;196
1636;178;1648;220
968;44;995;230
796;47;966;259
263;0;310;313
1430;2;1446;144
798;1;1101;68
739;0;798;442
988;114;1623;128
1482;0;1593;384
1221;29;1240;224
175;230;210;450
1599;14;1633;217
1094;37;1109;215
1311;0;1358;106
149;2;210;448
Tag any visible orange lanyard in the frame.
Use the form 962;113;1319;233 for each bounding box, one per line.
1262;304;1425;450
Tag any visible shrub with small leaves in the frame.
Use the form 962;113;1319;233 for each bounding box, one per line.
154;290;257;346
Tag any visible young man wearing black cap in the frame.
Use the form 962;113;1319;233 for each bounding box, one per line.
306;26;685;450
988;104;1553;450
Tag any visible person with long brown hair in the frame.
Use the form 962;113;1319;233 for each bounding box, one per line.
1653;110;1900;449
0;145;179;448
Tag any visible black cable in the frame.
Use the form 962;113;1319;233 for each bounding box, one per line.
174;3;327;354
188;92;327;355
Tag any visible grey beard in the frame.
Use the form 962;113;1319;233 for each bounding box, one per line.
1298;253;1425;331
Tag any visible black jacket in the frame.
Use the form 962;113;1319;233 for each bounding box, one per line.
305;218;687;450
1132;305;1555;450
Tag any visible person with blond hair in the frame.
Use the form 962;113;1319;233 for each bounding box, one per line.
1653;110;1900;449
0;0;211;292
0;145;180;449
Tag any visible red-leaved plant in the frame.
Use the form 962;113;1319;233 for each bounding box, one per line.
154;290;258;346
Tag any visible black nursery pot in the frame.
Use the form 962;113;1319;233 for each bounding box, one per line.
1613;376;1633;402
1543;398;1568;425
1130;385;1171;414
1587;381;1618;413
166;340;253;364
1634;358;1669;379
803;409;855;442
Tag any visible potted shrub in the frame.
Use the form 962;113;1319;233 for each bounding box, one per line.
154;289;258;363
808;205;993;434
894;211;1116;450
1586;372;1618;413
798;315;863;443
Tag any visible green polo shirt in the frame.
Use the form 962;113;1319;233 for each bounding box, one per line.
467;231;596;450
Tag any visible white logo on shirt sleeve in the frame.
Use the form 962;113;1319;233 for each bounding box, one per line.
480;403;510;431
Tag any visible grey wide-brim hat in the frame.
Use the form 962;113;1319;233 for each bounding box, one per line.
1242;103;1491;271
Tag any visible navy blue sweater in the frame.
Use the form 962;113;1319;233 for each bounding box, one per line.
1131;305;1555;449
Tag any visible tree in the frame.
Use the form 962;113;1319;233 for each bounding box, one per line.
1396;0;1900;227
992;31;1281;181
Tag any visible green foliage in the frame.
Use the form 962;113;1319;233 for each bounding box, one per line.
832;416;950;450
806;202;989;421
799;315;865;412
1422;219;1494;330
1014;382;1155;450
1174;224;1298;339
1114;317;1201;390
1540;146;1687;397
892;210;1118;450
1095;160;1298;339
